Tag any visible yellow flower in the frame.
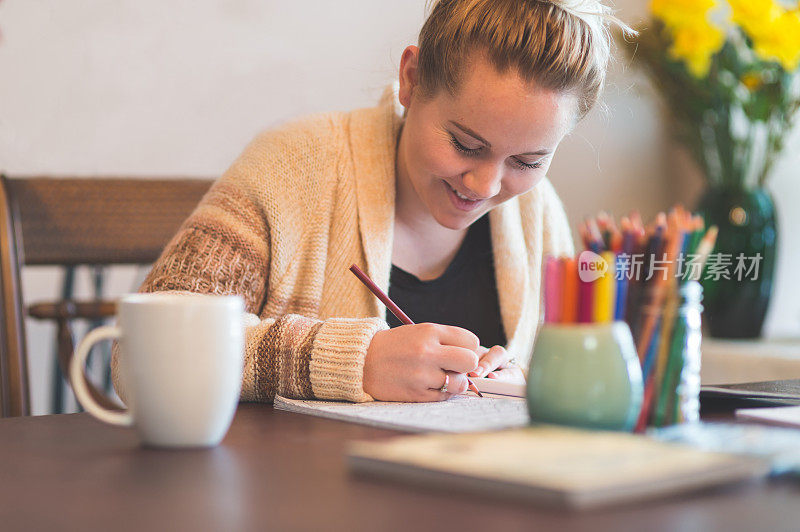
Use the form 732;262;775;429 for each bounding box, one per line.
667;17;726;77
728;0;782;38
649;0;726;77
651;0;717;29
749;8;800;71
728;0;800;71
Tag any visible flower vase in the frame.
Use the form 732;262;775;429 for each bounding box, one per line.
697;186;777;338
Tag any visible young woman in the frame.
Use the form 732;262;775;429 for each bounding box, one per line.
112;0;631;404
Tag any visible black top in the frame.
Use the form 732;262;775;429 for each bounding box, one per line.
386;215;507;348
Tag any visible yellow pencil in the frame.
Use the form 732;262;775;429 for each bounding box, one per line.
593;251;616;322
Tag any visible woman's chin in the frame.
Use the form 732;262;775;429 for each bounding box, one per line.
431;209;477;231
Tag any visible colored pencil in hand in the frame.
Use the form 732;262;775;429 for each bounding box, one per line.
349;264;484;398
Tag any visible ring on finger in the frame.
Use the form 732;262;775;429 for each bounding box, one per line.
439;373;449;393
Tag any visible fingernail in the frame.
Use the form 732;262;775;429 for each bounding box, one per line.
473;366;484;377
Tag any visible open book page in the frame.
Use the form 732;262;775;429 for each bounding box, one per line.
273;394;528;433
471;377;525;398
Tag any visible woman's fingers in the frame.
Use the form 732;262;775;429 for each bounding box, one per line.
423;370;468;399
469;345;509;377
430;323;480;351
437;346;480;373
485;366;526;383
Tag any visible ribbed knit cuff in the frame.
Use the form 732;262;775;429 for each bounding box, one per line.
309;317;388;402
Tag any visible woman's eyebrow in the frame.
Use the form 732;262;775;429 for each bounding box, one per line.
449;120;553;156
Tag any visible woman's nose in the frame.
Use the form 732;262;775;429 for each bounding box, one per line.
462;164;502;199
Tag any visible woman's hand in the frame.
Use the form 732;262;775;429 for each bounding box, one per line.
363;323;479;402
468;345;526;384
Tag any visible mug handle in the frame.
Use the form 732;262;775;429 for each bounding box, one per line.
69;325;133;427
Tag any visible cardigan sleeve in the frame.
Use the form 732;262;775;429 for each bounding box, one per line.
110;132;384;405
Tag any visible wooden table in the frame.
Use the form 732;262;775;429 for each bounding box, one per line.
1;404;799;531
702;337;800;384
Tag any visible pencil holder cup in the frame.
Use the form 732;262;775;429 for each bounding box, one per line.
526;322;643;432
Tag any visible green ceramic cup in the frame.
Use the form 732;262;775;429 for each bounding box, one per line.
526;322;643;432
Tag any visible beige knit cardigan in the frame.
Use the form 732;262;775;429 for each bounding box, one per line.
111;84;574;404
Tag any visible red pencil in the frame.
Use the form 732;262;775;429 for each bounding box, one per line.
349;264;483;398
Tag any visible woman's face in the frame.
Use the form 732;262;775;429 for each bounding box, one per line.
396;46;578;231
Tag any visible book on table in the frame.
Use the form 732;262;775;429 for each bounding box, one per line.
347;426;768;510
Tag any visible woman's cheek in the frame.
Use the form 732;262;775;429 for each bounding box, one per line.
417;140;464;179
503;171;545;198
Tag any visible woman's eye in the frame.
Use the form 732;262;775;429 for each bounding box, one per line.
449;132;543;170
449;133;481;156
513;158;543;170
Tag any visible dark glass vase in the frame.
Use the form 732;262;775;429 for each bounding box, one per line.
697;186;777;338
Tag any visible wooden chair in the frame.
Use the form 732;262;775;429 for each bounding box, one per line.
0;175;213;417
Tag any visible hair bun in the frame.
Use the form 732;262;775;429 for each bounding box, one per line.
418;0;636;119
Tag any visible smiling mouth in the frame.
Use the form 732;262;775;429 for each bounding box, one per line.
445;182;481;201
443;180;486;212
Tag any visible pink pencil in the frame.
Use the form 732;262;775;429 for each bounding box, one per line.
544;256;561;323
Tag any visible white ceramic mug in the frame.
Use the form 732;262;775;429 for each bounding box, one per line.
69;293;245;447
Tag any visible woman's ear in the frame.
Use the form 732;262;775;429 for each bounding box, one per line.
398;45;420;109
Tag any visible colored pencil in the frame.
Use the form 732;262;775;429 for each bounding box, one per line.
614;218;636;321
692;226;719;279
593;251;616;323
634;374;656;433
641;317;662;380
586;218;604;254
654;317;688;426
544;256;561;324
614;254;629;321
610;231;623;254
561;257;579;323
650;291;679;421
349;264;483;398
635;217;668;364
578;275;595;323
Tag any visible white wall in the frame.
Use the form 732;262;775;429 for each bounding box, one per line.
1;0;797;414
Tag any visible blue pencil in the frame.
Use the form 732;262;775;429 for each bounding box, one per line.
641;317;662;379
614;254;628;321
614;228;635;321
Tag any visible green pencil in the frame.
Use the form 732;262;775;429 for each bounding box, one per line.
653;317;687;427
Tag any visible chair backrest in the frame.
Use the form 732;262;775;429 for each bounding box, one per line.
0;176;213;416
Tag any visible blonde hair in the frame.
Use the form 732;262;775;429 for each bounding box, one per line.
418;0;636;119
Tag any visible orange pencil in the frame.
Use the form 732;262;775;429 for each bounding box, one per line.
561;257;579;323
